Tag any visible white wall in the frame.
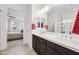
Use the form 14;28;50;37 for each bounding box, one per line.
0;5;7;50
32;4;46;20
23;5;32;48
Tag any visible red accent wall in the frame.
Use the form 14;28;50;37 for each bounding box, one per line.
72;10;79;34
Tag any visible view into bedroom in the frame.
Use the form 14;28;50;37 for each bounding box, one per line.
7;6;24;54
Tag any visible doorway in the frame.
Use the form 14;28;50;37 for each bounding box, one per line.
7;7;24;49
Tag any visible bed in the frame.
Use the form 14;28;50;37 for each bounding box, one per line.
7;32;23;41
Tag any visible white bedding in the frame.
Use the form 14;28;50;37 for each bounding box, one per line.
8;32;23;40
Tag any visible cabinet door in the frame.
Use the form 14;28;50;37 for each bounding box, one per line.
56;44;79;55
46;39;79;55
39;38;46;55
45;40;60;55
36;36;40;54
46;46;60;55
32;35;37;51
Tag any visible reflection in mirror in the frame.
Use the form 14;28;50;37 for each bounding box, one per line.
38;22;40;28
47;4;78;35
41;22;43;28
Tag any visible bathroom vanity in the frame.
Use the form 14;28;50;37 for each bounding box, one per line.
32;32;79;55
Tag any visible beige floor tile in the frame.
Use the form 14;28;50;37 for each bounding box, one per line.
0;39;37;55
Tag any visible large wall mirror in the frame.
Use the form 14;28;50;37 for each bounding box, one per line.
47;4;79;35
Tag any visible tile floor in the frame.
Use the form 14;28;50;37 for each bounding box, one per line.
0;39;37;55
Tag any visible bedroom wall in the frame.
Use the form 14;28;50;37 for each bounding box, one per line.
7;7;24;32
0;5;7;50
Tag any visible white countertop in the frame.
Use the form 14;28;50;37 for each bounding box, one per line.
32;31;79;53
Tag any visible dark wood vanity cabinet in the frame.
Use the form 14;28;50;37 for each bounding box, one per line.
32;35;40;54
32;35;46;55
32;35;79;55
